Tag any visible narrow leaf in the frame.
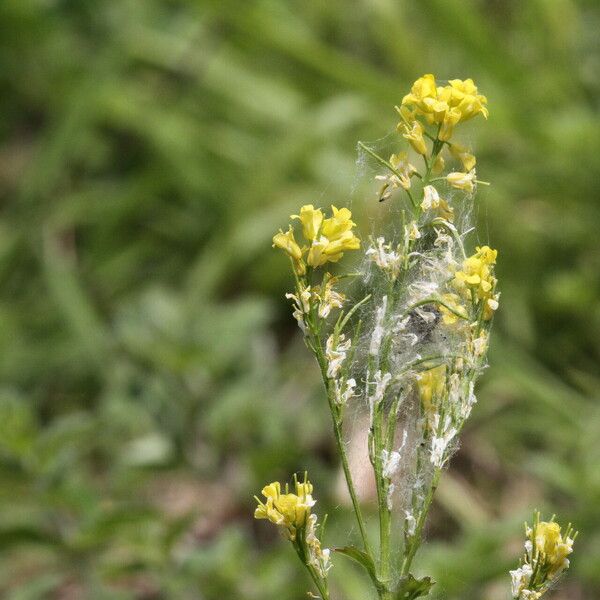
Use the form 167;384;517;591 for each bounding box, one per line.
334;546;385;591
394;574;435;599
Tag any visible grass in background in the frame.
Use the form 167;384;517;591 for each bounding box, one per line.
0;0;598;598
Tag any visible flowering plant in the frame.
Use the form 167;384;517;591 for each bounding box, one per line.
256;75;575;599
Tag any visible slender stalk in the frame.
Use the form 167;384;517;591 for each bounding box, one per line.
400;295;469;322
312;333;374;560
357;141;402;179
373;403;390;585
306;565;329;600
295;542;329;600
422;125;443;186
400;468;442;576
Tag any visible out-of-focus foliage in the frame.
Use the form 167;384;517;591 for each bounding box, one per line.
0;0;598;598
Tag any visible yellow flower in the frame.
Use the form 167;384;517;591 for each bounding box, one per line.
448;78;479;97
272;226;306;275
306;206;360;268
449;144;477;172
447;171;477;193
457;95;489;122
254;476;317;540
530;518;575;576
421;95;450;125
306;237;329;268
437;199;454;221
321;206;356;240
513;501;576;593
324;231;361;260
293;204;324;241
476;245;498;264
402;120;428;155
417;365;446;420
273;226;303;260
276;493;309;528
438;107;461;142
445;78;489;121
276;205;360;272
306;231;360;267
254;482;285;524
453;246;498;319
535;522;562;557
401;74;438;111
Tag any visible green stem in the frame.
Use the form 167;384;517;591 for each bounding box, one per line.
373;403;391;586
307;565;329;600
295;543;329;600
357;141;402;179
400;295;469;322
400;468;442;576
312;332;374;560
422;125;443;186
405;187;417;209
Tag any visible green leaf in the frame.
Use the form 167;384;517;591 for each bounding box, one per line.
334;546;385;592
394;574;435;599
335;294;371;336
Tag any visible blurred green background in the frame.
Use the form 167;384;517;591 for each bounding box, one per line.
0;0;599;598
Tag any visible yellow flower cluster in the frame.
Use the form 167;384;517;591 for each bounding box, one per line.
510;514;576;599
400;74;488;142
272;205;360;274
254;477;315;540
453;246;499;320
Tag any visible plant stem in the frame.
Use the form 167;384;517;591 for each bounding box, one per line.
307;566;329;600
422;125;443;186
373;404;391;587
400;468;442;577
357;141;402;179
296;543;330;600
312;333;374;560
